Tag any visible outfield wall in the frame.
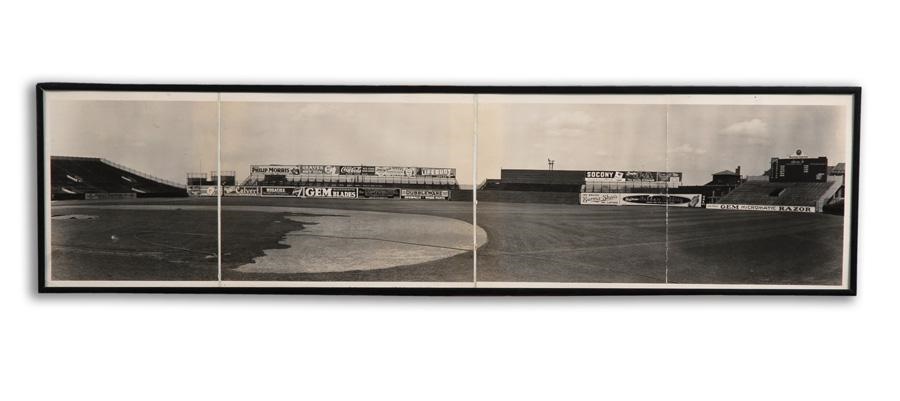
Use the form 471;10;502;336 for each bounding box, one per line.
580;193;703;207
476;190;579;204
705;203;816;213
188;185;452;200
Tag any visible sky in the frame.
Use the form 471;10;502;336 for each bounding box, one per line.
666;104;848;184
477;102;668;183
220;95;474;186
47;93;850;188
47;93;474;186
47;97;218;185
477;97;850;185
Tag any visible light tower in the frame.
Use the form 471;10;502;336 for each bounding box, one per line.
547;158;556;185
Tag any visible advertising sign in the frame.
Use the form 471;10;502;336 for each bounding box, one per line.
579;192;621;205
359;187;401;199
585;171;682;183
584;171;626;181
659;172;683;183
400;189;450;200
223;186;260;196
339;166;378;175
187;185;218;196
580;193;702;207
250;165;301;175
339;166;363;175
259;186;296;197
375;166;419;177
293;187;358;199
705;204;816;213
186;185;205;196
419;168;456;177
620;193;702;207
85;193;137;200
300;165;338;175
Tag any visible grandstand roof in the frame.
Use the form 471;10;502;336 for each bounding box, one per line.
830;162;846;175
712;170;739;176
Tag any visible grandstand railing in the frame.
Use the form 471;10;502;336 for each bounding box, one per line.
100;158;186;189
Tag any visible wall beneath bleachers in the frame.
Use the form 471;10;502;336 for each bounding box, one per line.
476;190;579;205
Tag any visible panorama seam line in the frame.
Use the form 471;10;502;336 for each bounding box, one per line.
473;93;479;288
665;101;670;284
217;92;223;285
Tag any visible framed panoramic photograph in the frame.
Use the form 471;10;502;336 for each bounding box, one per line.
37;84;860;295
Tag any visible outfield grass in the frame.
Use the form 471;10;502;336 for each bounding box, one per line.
50;197;845;285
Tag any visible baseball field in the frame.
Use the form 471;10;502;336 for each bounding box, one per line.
49;196;845;285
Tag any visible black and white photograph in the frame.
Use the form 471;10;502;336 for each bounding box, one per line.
44;91;220;284
39;86;857;293
475;93;855;289
216;93;477;285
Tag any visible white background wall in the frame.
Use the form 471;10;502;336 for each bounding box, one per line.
3;1;895;400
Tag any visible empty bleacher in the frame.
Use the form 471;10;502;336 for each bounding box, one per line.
478;169;584;192
249;174;459;190
51;156;186;200
717;176;837;208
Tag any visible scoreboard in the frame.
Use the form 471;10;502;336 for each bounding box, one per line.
769;156;828;182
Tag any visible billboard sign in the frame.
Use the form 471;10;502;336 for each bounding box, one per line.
300;165;339;175
401;189;450;200
223;186;260;196
620;194;702;207
375;166;419;177
581;193;702;207
585;171;626;181
186;185;205;196
85;193;137;200
250;165;301;176
187;185;218;196
338;166;379;175
579;192;621;205
585;170;682;183
419;168;456;177
658;172;683;183
293;187;358;199
359;187;401;199
259;186;296;197
705;204;816;213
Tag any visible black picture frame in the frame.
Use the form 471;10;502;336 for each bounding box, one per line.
36;83;860;295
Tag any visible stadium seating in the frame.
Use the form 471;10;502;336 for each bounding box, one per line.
245;172;459;190
717;176;836;207
483;183;582;192
499;169;586;185
51;156;186;200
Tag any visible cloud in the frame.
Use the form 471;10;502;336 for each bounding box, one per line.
670;143;707;155
542;111;596;138
721;118;770;145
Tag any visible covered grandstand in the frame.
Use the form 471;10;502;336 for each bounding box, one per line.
50;156;187;200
